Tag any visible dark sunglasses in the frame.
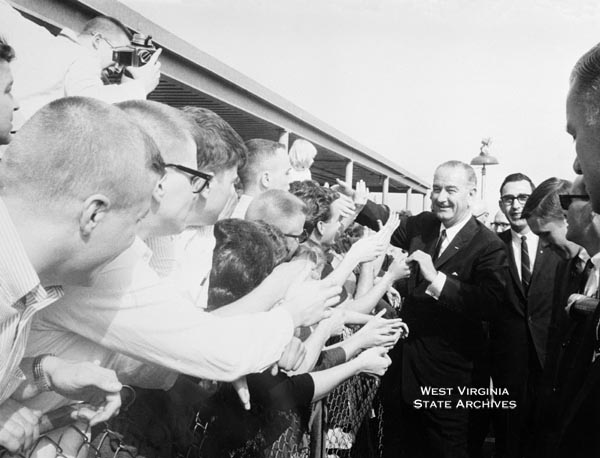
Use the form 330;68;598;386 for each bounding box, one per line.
559;194;590;211
284;229;309;244
500;194;530;206
165;163;212;193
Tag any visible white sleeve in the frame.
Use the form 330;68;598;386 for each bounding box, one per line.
425;272;447;300
33;279;294;382
63;54;146;103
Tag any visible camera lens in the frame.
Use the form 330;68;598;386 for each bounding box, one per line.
138;50;153;64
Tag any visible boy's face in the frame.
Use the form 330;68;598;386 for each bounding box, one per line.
193;166;239;226
0;61;18;145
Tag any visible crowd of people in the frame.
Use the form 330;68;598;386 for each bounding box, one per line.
2;3;600;458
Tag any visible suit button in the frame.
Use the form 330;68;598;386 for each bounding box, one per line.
528;316;533;323
561;342;567;348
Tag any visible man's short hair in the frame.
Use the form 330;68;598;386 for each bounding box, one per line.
246;189;307;224
117;100;196;164
499;173;535;195
435;160;477;188
570;43;600;126
0;97;164;210
238;139;286;189
289;180;339;235
522;177;572;221
80;15;132;41
289;139;317;169
181;106;247;173
0;36;15;63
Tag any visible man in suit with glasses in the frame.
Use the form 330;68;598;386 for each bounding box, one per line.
490;173;565;458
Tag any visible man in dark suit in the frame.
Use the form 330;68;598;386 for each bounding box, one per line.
354;160;507;458
519;177;590;458
549;178;600;458
489;174;565;458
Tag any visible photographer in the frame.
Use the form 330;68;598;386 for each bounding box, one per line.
0;1;161;126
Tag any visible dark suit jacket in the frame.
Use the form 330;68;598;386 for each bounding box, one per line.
357;202;507;402
555;303;600;458
534;257;584;457
490;230;564;389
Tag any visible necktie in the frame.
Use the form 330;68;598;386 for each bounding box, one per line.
433;229;447;261
521;235;531;291
578;259;594;293
584;266;599;298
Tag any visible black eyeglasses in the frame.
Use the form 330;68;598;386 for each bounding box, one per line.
500;194;530;206
559;194;590;211
492;222;510;229
284;229;309;244
164;163;212;193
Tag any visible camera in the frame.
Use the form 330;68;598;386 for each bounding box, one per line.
112;33;156;68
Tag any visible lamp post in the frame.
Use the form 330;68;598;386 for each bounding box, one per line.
470;138;499;199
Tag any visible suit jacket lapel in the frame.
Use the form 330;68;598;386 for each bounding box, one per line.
434;217;477;269
408;219;440;293
529;240;546;287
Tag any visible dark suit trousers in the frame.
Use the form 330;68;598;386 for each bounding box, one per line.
493;344;543;458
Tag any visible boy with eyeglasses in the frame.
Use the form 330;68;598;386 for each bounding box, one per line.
489;173;565;458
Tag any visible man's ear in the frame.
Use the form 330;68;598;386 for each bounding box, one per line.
259;171;270;190
315;220;325;237
152;175;168;203
91;34;101;50
80;194;111;237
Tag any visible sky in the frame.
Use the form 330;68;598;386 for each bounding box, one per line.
121;0;600;213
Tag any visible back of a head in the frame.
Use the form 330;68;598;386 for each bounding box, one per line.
289;180;339;235
238;138;285;190
80;15;132;43
289;139;317;169
0;96;163;211
182;106;247;174
570;43;600;122
117;100;196;165
522;177;572;221
246;189;307;226
499;172;535;195
208;218;278;310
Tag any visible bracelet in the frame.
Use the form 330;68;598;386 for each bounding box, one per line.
32;354;54;392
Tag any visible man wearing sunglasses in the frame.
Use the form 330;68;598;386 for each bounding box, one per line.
538;176;600;458
490;173;565;458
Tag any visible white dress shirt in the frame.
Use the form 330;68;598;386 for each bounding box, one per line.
510;229;539;280
0;198;63;403
149;227;216;308
425;213;472;299
27;237;295;384
230;194;254;219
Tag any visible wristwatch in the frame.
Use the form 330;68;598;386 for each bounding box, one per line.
32;354;54;392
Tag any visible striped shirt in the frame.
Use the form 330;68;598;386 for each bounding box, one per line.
0;198;63;403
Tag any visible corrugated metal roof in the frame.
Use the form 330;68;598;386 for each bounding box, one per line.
11;0;430;195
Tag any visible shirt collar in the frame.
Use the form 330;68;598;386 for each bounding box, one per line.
590;252;600;269
58;28;80;44
440;212;472;241
578;248;590;264
510;228;538;245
